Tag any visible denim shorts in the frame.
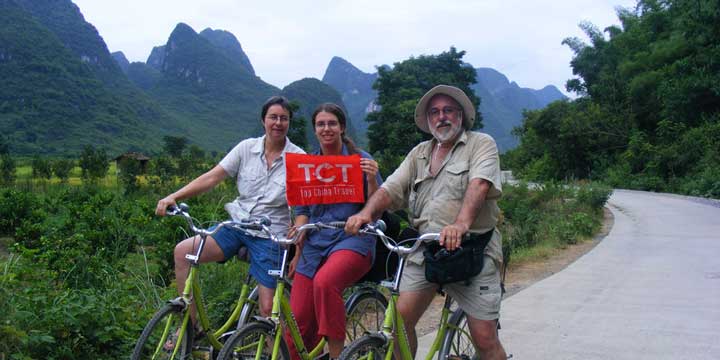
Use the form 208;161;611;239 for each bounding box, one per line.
213;226;281;289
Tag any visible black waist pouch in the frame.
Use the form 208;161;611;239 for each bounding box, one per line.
423;228;494;285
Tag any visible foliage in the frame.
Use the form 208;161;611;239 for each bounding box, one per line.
0;165;607;358
30;156;52;180
0;154;16;186
118;157;142;193
51;159;74;183
78;145;109;183
163;135;188;158
505;0;720;198
287;101;309;150
0;0;171;156
366;47;481;174
0;178;249;359
499;182;611;253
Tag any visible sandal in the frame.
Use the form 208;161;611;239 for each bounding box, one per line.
163;330;180;352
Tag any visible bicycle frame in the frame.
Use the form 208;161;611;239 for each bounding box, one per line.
344;231;478;360
170;233;256;356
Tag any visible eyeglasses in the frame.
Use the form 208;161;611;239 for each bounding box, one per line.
315;120;340;129
427;106;461;119
266;114;290;123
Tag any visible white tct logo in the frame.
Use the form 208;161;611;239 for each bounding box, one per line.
298;163;352;183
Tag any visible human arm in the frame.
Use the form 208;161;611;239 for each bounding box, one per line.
155;165;229;216
344;188;393;235
439;178;491;251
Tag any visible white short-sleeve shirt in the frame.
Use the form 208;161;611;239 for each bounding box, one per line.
219;135;305;237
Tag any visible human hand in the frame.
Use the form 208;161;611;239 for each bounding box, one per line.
287;226;307;248
288;255;299;279
439;223;469;251
345;212;373;235
155;196;177;216
359;158;379;180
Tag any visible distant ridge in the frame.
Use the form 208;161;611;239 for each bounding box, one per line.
322;59;567;151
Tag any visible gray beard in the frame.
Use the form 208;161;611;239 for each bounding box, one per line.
430;123;461;143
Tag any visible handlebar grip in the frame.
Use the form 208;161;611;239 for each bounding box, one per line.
240;224;263;231
167;202;189;215
374;219;387;233
327;221;346;229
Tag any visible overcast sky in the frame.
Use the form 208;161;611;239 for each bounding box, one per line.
73;0;637;96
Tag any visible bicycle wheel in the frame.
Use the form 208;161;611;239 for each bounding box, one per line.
338;335;386;360
216;321;290;360
131;304;194;360
439;309;478;360
344;288;388;345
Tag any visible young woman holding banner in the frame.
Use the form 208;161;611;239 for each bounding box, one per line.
286;103;383;360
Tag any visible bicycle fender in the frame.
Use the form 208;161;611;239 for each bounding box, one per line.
250;316;276;329
167;297;189;309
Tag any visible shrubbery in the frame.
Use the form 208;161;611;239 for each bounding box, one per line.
0;181;244;358
499;182;611;255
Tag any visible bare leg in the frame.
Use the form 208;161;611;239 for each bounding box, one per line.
173;235;226;322
395;287;438;358
256;284;275;317
466;316;507;360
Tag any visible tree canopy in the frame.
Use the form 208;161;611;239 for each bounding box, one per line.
505;0;720;197
366;47;481;174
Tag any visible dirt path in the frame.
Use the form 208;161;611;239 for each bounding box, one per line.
415;207;614;336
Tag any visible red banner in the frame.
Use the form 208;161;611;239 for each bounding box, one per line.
285;153;364;206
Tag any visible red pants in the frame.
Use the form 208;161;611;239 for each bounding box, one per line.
286;250;371;360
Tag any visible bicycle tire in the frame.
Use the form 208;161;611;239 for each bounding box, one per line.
338;335;387;360
439;309;478;360
344;288;388;345
131;303;194;360
216;321;290;360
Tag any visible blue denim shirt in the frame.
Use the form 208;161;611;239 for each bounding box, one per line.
294;145;383;278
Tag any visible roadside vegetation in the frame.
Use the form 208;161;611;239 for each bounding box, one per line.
0;41;615;360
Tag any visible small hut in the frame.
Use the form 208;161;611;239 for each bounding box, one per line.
113;152;150;173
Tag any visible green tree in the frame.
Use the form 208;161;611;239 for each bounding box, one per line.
163;135;188;158
287;101;308;150
117;157;141;193
79;145;109;183
507;0;720;196
51;159;75;183
366;47;480;173
0;154;15;185
31;156;52;181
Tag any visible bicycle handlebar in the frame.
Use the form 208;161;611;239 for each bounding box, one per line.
270;220;388;246
166;203;274;238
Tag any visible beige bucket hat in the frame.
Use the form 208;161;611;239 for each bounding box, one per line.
414;85;475;133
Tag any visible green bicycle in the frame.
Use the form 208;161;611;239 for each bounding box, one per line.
339;231;484;360
131;203;278;360
216;221;390;360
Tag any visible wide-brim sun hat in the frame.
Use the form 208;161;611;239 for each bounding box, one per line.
414;85;475;133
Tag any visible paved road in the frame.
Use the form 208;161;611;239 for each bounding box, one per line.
419;190;720;359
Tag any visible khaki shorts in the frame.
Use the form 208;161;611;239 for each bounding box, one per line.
399;255;502;320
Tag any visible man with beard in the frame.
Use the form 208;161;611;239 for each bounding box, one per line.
345;85;507;359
